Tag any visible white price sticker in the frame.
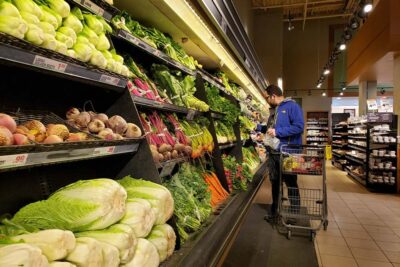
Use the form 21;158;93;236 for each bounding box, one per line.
100;75;120;86
0;153;28;168
82;0;104;16
33;56;67;72
126;33;140;45
159;161;176;177
93;146;115;155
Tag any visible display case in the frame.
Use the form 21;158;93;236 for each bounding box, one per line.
306;111;329;146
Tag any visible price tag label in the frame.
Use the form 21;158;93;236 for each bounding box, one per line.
93;146;115;155
33;56;67;72
0;153;28;168
186;109;196;120
125;33;140;45
159;161;176;177
100;75;120;86
81;0;104;16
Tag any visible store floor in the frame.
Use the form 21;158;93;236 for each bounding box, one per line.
224;162;400;267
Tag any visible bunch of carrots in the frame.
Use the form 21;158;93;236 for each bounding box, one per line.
203;172;229;208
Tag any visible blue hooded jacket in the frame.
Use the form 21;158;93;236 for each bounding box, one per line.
273;98;304;147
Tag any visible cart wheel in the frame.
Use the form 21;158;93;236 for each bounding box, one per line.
323;220;329;231
287;230;292;240
310;231;316;242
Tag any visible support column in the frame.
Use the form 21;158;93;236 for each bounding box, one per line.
394;54;400;130
359;80;377;115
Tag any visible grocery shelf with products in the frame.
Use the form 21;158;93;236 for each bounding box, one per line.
331;113;350;170
0;0;267;265
306;111;329;146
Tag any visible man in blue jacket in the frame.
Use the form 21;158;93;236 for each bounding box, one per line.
263;85;304;223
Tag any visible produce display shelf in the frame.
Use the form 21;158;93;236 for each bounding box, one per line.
163;161;266;267
347;171;367;186
113;29;195;76
332;151;345;158
0;143;139;173
345;154;366;165
68;0;117;21
0;39;128;92
131;95;203;118
219;142;236;150
197;69;231;95
332;143;347;148
348;144;367;152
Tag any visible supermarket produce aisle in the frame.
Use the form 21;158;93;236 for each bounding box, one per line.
313;163;400;267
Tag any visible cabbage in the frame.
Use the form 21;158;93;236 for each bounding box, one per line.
47;0;70;18
0;1;20;18
83;14;103;34
119;198;156;238
101;50;112;59
75;224;137;264
41;33;57;50
11;229;75;261
58;26;76;42
62;13;82;34
66;49;76;58
118;177;174;225
55;40;67;54
12;179;127;232
99;17;112;33
66;237;103;267
39;21;55;36
98;241;120;267
55;32;73;48
13;0;42;18
70;6;82;20
49;262;77;267
106;58;117;72
73;42;92;62
21;11;40;25
25;23;44;45
80;25;98;45
147;224;176;261
120;65;130;77
114;62;123;74
76;34;90;44
0;15;27;39
96;33;110;50
0;243;49;267
40;6;59;29
121;238;159;267
90;50;107;68
110;49;123;63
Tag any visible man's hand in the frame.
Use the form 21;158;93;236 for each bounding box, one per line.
267;128;276;137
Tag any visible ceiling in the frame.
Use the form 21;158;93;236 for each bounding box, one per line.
252;0;359;22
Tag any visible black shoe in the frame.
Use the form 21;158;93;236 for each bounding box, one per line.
285;218;297;225
264;214;278;224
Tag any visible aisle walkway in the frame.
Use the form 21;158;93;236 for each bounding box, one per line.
313;163;400;267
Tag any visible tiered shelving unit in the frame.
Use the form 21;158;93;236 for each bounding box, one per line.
331;124;348;170
306;111;329;146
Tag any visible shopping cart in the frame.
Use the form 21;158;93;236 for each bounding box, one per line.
278;145;328;241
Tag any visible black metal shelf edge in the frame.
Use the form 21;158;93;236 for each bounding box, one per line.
0;143;139;173
197;69;230;95
348;144;367;152
131;95;189;114
345;155;366;165
162;161;266;267
0;43;127;91
68;0;116;21
218;142;236;149
113;30;195;76
347;171;367;186
156;156;190;169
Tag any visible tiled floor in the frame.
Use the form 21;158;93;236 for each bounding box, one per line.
311;163;400;267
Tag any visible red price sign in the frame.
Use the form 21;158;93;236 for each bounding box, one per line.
0;153;28;168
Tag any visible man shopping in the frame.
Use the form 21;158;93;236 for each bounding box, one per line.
263;85;304;223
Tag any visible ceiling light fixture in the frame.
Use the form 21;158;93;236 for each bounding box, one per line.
317;83;322;88
340;92;344;96
342;87;346;91
322;92;326;96
350;17;359;30
339;43;346;51
343;28;352;40
288;12;294;31
363;0;373;13
323;69;330;75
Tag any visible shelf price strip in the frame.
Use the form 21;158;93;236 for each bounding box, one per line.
33;56;67;73
0;153;28;168
93;146;115;156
